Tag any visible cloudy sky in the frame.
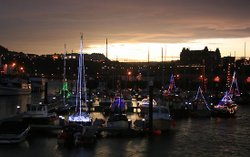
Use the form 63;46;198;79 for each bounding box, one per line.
0;0;250;61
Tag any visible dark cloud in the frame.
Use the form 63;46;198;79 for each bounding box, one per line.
0;0;250;53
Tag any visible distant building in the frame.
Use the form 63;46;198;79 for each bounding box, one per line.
180;46;221;70
177;47;221;91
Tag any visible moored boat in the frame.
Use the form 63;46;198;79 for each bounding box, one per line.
163;74;188;118
211;91;238;117
22;103;58;125
67;35;92;126
57;123;96;147
107;96;130;129
57;35;95;147
190;86;211;117
0;120;30;144
107;114;130;129
135;98;173;131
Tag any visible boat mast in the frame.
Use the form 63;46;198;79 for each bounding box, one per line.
244;42;246;59
63;44;67;106
106;38;108;59
161;47;164;89
78;34;85;115
80;34;88;113
228;71;240;96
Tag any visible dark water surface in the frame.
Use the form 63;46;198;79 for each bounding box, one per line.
0;81;249;157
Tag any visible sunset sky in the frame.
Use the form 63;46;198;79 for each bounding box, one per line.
0;0;250;61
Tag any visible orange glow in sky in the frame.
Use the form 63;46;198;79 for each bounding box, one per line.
0;0;250;61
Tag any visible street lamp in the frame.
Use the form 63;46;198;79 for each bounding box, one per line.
127;71;132;89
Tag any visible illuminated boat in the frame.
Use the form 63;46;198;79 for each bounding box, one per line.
54;45;73;115
107;96;130;129
57;36;95;147
212;91;238;117
0;120;30;144
163;74;188;118
67;34;92;125
190;86;211;117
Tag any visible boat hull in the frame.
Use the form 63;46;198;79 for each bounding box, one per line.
57;124;96;147
107;120;129;129
0;120;30;144
211;108;237;117
107;114;130;129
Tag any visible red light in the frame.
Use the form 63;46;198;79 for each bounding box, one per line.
246;77;250;83
12;63;16;67
214;76;220;82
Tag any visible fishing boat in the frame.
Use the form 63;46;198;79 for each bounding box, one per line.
190;86;211;117
0;120;30;144
212;91;238;117
0;77;31;95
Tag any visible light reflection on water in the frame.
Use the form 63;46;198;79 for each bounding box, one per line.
0;81;250;157
0;108;249;157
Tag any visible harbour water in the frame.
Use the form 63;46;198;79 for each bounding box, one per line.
0;81;250;157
